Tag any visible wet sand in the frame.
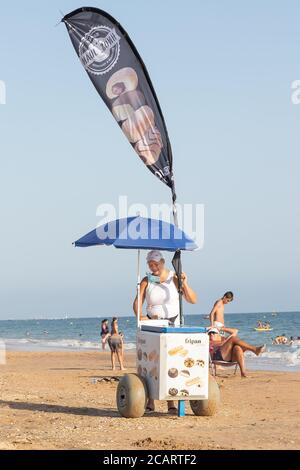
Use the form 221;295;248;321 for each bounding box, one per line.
0;351;299;450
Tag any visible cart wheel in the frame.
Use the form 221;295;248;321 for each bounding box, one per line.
117;374;148;418
190;375;220;416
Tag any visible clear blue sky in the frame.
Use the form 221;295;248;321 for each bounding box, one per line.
0;0;299;319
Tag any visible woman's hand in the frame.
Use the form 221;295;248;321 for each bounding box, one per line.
181;272;188;286
174;272;197;304
175;272;188;286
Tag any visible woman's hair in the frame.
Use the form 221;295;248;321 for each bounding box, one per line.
101;319;108;324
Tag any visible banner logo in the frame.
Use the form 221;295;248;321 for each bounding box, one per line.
79;26;120;76
64;7;175;190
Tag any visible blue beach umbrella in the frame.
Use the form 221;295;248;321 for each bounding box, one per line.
74;216;198;252
74;216;198;326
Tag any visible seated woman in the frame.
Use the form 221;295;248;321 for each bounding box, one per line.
208;328;265;378
107;318;126;371
133;250;197;413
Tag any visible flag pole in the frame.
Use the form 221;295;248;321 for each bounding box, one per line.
172;187;184;327
137;249;141;329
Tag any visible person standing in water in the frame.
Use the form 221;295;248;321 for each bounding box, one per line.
208;292;238;336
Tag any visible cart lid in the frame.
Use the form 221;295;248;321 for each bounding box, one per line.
140;326;207;334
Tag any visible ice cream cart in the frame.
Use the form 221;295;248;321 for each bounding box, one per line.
117;322;220;418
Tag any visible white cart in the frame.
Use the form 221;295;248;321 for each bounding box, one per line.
117;323;220;418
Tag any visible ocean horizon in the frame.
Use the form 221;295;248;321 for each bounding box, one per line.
1;310;299;321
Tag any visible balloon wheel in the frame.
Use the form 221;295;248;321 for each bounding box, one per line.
117;374;148;418
190;375;220;416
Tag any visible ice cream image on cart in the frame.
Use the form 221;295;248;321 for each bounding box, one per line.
74;217;220;418
63;7;221;418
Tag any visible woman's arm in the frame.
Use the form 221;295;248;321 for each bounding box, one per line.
133;277;148;320
174;273;197;304
222;327;239;336
219;332;235;347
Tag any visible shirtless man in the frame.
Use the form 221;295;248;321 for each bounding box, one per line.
209;292;238;336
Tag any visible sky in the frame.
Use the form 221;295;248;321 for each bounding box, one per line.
0;0;299;319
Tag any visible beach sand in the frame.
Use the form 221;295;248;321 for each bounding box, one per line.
0;351;299;450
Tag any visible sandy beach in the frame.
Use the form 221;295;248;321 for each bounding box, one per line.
0;351;299;450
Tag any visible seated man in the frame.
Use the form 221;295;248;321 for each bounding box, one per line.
208;292;238;336
208;328;265;378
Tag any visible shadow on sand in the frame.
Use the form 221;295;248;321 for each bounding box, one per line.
0;400;120;418
0;400;173;418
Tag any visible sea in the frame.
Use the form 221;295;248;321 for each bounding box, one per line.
1;312;300;372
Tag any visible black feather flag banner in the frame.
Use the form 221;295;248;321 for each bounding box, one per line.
63;7;176;200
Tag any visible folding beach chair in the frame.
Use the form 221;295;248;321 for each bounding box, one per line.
210;358;238;376
209;349;238;377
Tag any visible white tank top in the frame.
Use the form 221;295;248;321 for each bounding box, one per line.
146;271;180;325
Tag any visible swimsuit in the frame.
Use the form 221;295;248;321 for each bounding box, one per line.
108;335;122;352
101;326;109;338
212;347;224;361
213;321;224;329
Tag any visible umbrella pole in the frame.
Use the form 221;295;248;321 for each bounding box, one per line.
173;202;184;327
172;201;179;227
137;249;141;329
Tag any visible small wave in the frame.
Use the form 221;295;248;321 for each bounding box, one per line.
3;337;137;352
3;338;33;345
124;342;136;350
261;349;300;367
3;338;100;350
245;346;300;368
